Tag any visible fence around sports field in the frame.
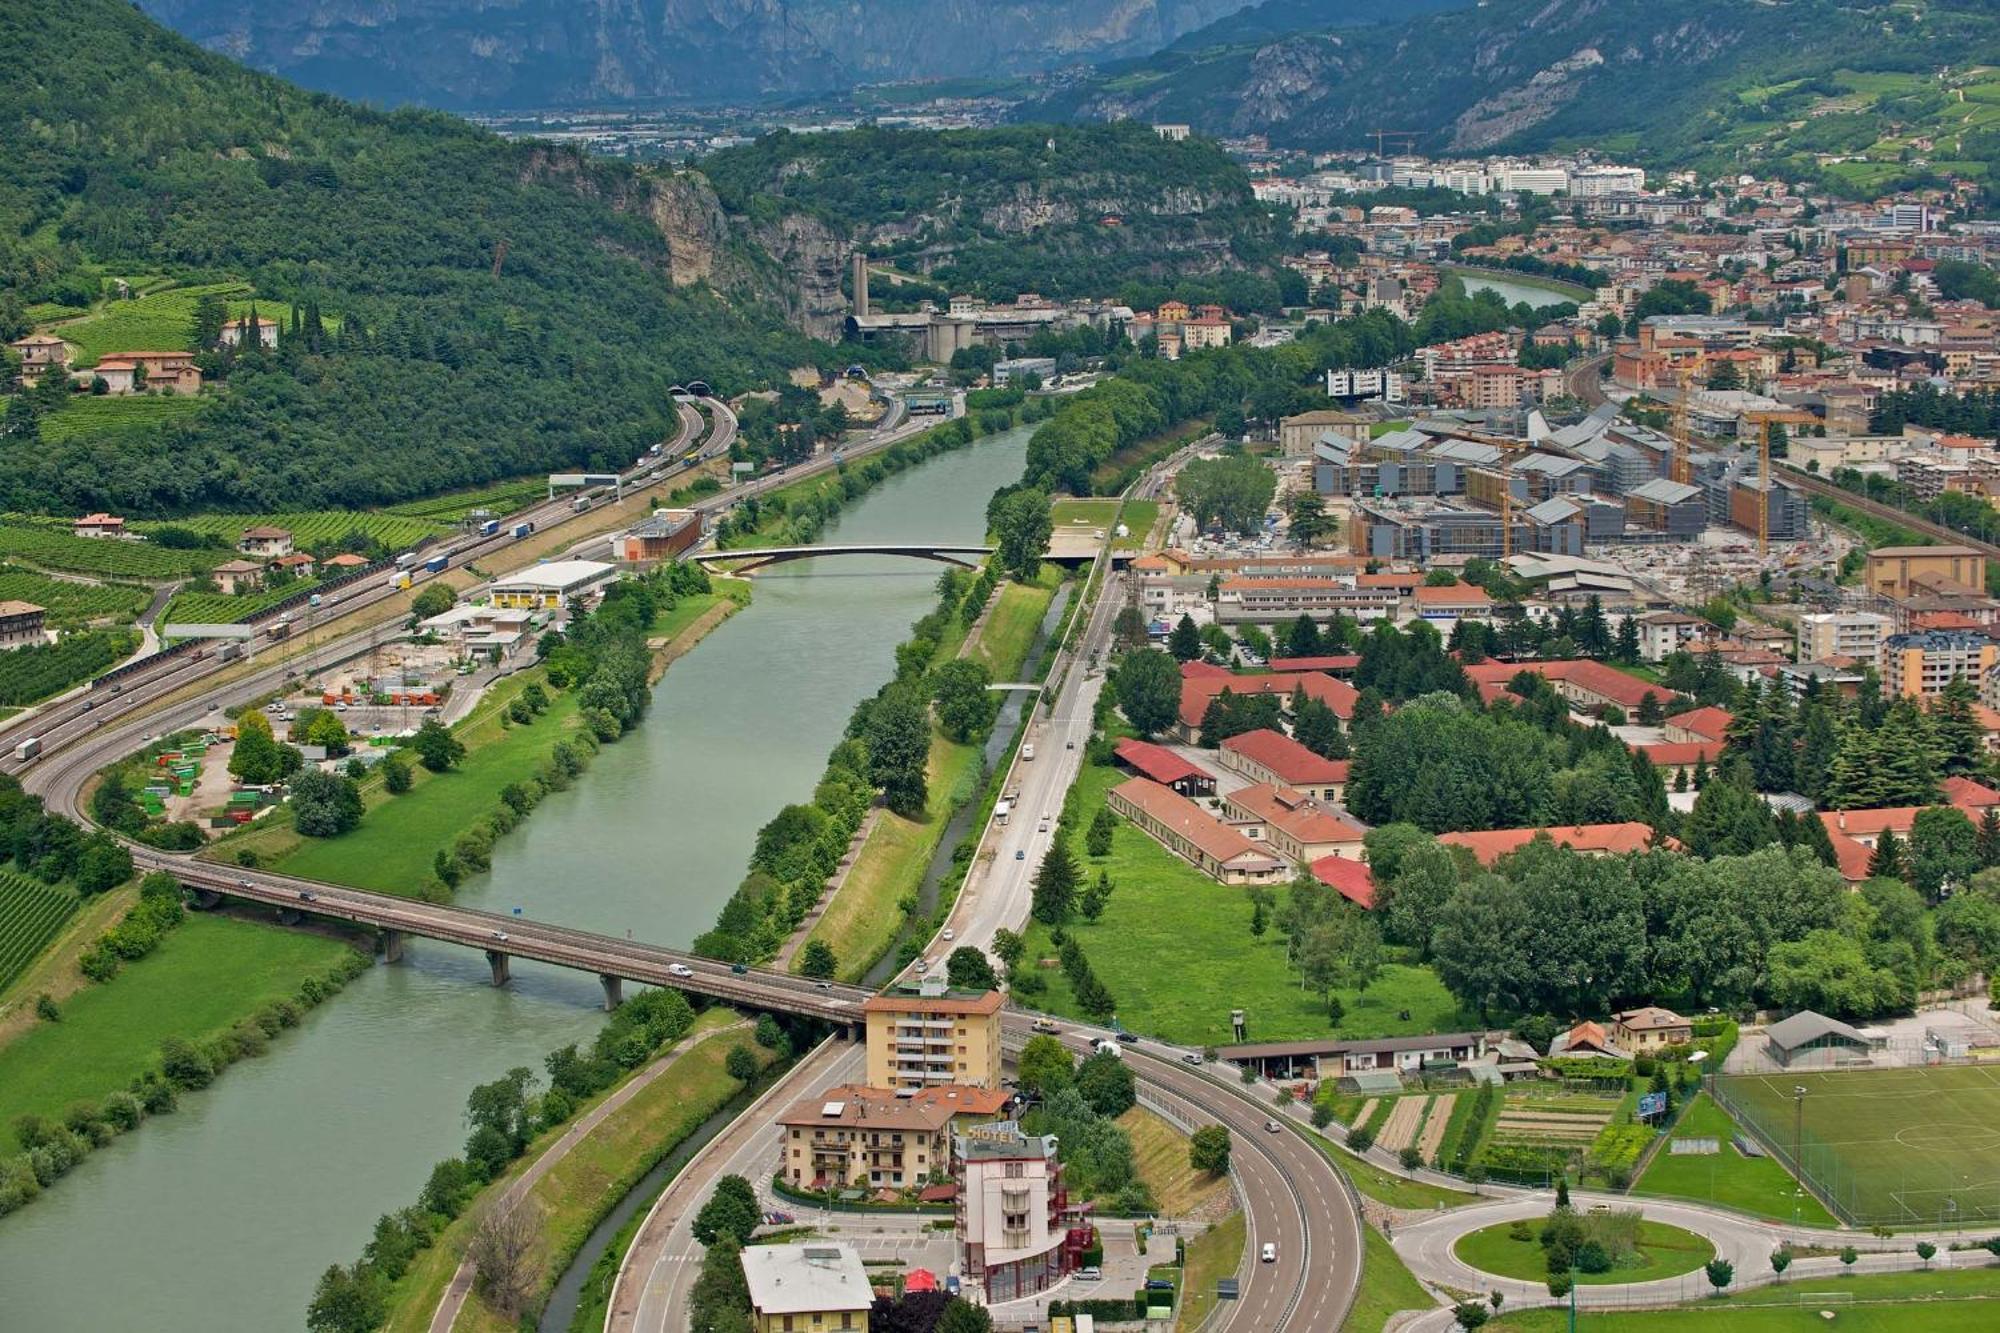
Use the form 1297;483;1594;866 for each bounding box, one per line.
1711;1066;2000;1228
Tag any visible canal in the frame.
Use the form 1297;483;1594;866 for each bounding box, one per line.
0;424;1033;1331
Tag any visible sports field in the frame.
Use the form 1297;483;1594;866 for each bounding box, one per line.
1716;1065;2000;1226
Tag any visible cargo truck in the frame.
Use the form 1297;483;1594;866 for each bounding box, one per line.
423;555;449;574
394;552;417;570
14;737;41;761
511;521;535;539
478;519;500;537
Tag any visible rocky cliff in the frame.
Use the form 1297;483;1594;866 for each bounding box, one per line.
136;0;1254;108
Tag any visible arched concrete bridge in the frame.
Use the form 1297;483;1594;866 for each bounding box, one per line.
692;543;995;573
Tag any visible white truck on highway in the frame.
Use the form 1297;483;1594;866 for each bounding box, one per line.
14;737;41;762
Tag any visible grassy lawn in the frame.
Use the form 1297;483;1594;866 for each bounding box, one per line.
50;280;251;365
1346;1218;1438;1331
249;671;583;894
1454;1219;1714;1286
384;1010;765;1333
1635;1095;1838;1228
1304;1127;1475;1212
1490;1266;2000;1331
1049;498;1158;551
972;576;1056;676
1117;1105;1231;1217
1175;1209;1244;1332
1019;759;1468;1047
1090;418;1210;492
0;914;356;1153
802;730;981;981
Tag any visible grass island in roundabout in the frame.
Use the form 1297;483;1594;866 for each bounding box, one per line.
1454;1213;1717;1285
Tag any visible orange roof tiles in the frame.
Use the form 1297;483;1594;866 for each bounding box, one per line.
1438;822;1665;866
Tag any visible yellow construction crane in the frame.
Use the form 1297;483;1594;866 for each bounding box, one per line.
1369;129;1421;158
1670;351;1707;487
1758;418;1772;557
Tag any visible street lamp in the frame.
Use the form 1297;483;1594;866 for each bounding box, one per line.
1793;1084;1809;1224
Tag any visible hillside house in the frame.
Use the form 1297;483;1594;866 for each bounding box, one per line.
0;601;46;650
212;559;266;595
72;513;126;540
237;526;295;558
218;316;281;350
93;350;202;396
1612;1006;1692;1051
9;333;71;384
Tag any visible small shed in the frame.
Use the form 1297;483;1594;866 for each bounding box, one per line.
1764;1010;1876;1069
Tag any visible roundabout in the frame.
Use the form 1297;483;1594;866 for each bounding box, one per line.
1452;1216;1716;1285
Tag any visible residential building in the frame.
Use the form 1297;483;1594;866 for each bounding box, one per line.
71;513;125;540
954;1119;1088;1303
1883;630;1998;698
91;350;202;396
740;1243;872;1333
862;984;1005;1091
218;316;281;350
1217;728;1349;804
1223;783;1366;863
7;333;71;383
272;552;317;579
776;1084;1009;1192
1633;612;1708;662
1612;1007;1693;1051
1866;545;1987;598
1662;706;1732;746
0;601;45;650
237;525;294;558
1279;409;1372;457
488;559;619;610
1106;777;1287;884
211;559;266;595
1796;611;1893;670
1550;1021;1631;1061
1181;315;1233;350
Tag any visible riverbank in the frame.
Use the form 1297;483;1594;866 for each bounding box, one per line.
213;587;742;897
380;1008;778;1333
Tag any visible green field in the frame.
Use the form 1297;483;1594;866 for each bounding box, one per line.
1019;757;1468;1046
0;566;148;625
1716;1065;2000;1227
1635;1094;1838;1227
146;510;443;551
36;393;209;446
1490;1266;2000;1332
258;673;582;894
380;478;548;523
0;871;79;995
0;521;219;579
1049;497;1158;552
1455;1218;1715;1285
0;914;354;1153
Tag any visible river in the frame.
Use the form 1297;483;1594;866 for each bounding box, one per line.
1450;268;1590;310
0;424;1033;1332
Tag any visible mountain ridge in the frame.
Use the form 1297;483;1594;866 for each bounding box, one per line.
136;0;1259;109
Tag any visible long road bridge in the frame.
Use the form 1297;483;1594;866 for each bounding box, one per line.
692;543;995;572
142;851;871;1021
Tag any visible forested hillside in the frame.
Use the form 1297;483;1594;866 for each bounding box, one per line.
1031;0;2000;192
701;123;1280;304
0;0;816;516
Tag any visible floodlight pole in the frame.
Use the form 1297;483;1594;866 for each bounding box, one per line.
1793;1084;1808;1223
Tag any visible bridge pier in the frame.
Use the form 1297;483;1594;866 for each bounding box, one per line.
381;929;406;964
486;950;512;987
188;887;222;910
275;906;303;926
599;974;623;1011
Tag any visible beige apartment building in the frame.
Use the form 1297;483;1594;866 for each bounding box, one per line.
862;984;1005;1090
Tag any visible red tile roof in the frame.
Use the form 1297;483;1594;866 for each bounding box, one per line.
1827;829;1875;881
1438;822;1665;866
1635;741;1719;768
1180;660;1234;680
1220;728;1350;786
1943;776;2000;810
1412;583;1493;608
1665;706;1733;743
1178;672;1358;727
1112;738;1211;788
1468;659;1660;711
1109;777;1278;869
1226;783;1365;846
1268;655;1361;673
1311;855;1376;909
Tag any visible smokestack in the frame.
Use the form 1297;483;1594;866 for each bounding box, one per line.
852;252;870;318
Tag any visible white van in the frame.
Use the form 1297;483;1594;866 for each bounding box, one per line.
1260;1242;1277;1263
